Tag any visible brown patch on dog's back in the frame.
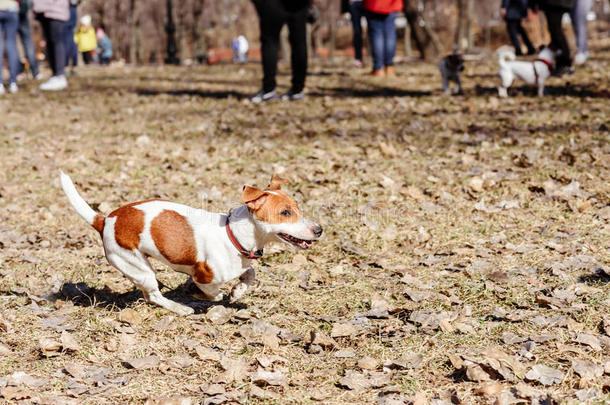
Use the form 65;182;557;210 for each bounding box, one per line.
109;206;144;250
92;214;105;234
193;261;214;284
253;190;301;224
150;210;197;265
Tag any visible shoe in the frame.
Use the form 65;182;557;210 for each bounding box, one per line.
574;52;588;65
352;59;363;68
8;83;17;94
371;69;385;77
40;75;68;91
250;89;277;103
281;89;305;101
552;65;574;77
0;84;4;95
34;73;44;80
385;66;395;76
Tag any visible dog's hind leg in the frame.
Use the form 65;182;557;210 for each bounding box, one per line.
107;250;194;315
230;266;255;303
194;282;223;302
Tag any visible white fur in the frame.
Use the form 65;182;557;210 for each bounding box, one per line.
60;172;322;315
497;46;555;98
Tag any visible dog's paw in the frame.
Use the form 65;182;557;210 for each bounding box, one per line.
173;304;195;316
229;282;248;303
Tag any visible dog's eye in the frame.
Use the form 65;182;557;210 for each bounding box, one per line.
280;209;292;217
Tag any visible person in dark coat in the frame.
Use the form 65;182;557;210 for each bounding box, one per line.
250;0;311;103
530;0;575;75
501;0;535;55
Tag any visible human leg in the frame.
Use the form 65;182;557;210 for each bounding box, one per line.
65;5;77;67
255;0;287;93
49;19;66;76
3;12;20;85
571;0;591;60
506;19;523;55
366;11;384;72
517;21;536;54
382;11;397;68
349;0;364;62
544;6;571;68
17;13;40;77
287;4;308;93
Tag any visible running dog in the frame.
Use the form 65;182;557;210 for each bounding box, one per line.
60;172;322;315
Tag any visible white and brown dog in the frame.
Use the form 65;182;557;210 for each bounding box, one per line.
60;172;322;315
497;45;555;98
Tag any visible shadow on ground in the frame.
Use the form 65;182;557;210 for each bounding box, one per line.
52;281;245;314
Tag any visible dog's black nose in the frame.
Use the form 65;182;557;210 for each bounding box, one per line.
313;225;323;237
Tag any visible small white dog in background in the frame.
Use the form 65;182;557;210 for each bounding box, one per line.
497;45;556;98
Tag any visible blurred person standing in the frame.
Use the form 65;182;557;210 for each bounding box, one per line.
501;0;536;55
363;0;403;77
250;0;311;103
232;35;249;63
570;0;591;64
64;0;80;74
342;0;364;68
0;0;19;94
33;0;69;90
96;27;112;65
530;0;575;75
73;14;96;64
17;0;41;80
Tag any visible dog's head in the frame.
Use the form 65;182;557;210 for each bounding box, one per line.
538;46;556;63
445;53;465;72
242;174;322;249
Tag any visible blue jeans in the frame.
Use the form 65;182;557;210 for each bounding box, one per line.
64;5;78;67
0;10;19;84
366;11;396;71
570;0;591;54
349;1;363;62
18;12;39;77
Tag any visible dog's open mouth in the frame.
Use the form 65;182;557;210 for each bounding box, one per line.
278;233;314;249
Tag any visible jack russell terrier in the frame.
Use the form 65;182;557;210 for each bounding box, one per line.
497;45;555;98
60;172;322;315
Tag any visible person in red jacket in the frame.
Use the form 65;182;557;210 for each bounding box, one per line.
363;0;403;76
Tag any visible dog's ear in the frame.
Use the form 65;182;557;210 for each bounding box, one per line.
267;173;287;191
242;185;267;210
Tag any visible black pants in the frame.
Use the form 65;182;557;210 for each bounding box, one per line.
37;15;66;76
254;0;309;93
506;19;534;55
82;51;93;64
543;5;572;67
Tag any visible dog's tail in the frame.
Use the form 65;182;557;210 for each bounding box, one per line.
59;171;105;234
497;46;516;68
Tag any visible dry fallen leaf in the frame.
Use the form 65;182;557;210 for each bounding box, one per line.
474;381;505;397
125;355;160;370
206;306;232;325
39;337;62;357
249;367;286;386
571;359;604;380
525;364;564;386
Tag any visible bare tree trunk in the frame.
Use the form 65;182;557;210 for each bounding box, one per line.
129;0;137;63
404;0;441;60
455;0;474;50
404;20;411;57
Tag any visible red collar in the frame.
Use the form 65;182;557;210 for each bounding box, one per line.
225;214;263;260
536;58;554;71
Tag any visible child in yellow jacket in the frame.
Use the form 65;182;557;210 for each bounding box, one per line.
74;14;96;64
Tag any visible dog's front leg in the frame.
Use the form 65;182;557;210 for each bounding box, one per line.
537;83;545;97
230;266;255;303
455;75;463;95
194;282;223;302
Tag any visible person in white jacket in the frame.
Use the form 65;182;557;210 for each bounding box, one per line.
32;0;70;90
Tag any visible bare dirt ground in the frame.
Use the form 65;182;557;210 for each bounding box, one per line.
1;39;609;405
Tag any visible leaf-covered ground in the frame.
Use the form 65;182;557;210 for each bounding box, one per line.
0;39;609;404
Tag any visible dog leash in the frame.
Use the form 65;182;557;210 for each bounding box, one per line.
225;211;264;259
